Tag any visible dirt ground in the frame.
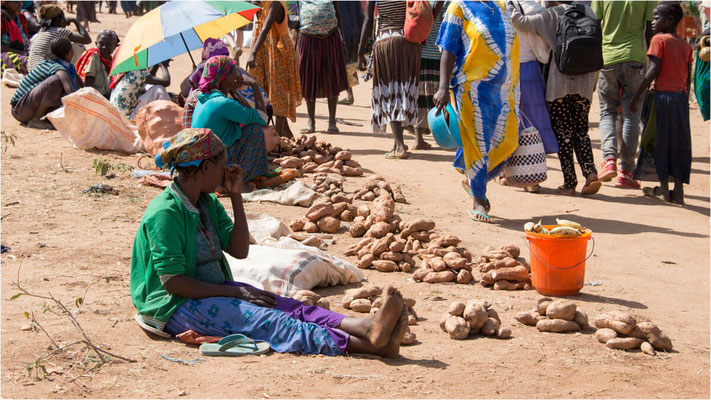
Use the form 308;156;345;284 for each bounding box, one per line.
1;8;710;399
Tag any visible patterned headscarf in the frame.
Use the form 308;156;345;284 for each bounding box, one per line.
38;4;62;20
201;38;229;62
198;55;236;93
154;128;226;172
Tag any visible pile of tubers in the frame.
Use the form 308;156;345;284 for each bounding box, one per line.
311;173;353;203
353;176;407;203
515;298;589;333
440;300;511;340
593;311;672;355
292;289;331;310
475;245;533;290
291;199;358;234
340;286;416;345
272;135;364;177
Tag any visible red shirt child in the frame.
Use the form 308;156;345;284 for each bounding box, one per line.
647;33;693;93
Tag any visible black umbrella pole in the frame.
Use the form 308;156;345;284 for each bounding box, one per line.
180;32;197;69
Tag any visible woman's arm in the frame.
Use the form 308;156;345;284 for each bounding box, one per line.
432;49;456;115
630;55;661;113
163;275;277;307
433;0;446;19
1;44;26;55
145;61;171;86
65;17;92;44
55;70;76;94
246;1;284;69
508;4;553;38
357;0;375;70
222;164;250;260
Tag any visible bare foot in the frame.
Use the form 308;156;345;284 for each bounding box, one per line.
413;140;432;150
367;286;404;349
379;307;409;359
557;185;576;196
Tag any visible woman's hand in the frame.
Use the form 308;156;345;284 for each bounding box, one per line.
433;86;450;116
246;52;256;70
234;286;277;308
358;53;367;71
223;164;243;195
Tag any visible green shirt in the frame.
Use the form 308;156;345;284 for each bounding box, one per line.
191;90;267;148
130;182;234;327
592;1;656;66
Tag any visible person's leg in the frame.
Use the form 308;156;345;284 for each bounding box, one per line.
671;178;684;204
302;99;316;133
569;96;600;194
345;306;408;358
345;87;354;103
597;66;620;181
276;116;294;139
327;97;339;133
548;98;577;195
387;121;408;158
617;62;646;183
414;127;431;150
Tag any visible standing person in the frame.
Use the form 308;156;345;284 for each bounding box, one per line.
75;1;97;32
509;1;602;197
297;0;349;134
630;3;693;205
120;1;135;18
75;29;119;98
337;0;364;106
433;1;519;222
1;1;29;75
592;1;655;189
359;0;421;159
694;29;709;121
27;4;91;72
247;1;301;139
412;0;448;151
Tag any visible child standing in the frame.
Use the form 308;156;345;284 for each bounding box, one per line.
631;2;693;205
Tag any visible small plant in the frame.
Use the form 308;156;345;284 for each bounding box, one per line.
93;159;132;176
2;130;17;153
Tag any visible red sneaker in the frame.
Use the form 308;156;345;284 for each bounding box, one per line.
599;158;618;182
615;170;641;189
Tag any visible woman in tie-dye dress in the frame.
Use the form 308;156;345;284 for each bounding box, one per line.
433;0;520;222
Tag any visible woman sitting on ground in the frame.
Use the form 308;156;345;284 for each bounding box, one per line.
131;128;409;358
1;1;30;75
10;37;81;128
26;4;91;72
190;55;280;190
109;60;171;120
179;38;229;105
75;29;119;98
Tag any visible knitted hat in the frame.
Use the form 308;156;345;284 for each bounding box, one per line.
154;128;225;171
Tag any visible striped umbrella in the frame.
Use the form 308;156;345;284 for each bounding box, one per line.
110;0;260;76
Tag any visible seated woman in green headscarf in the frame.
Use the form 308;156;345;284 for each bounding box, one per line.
190;55;280;190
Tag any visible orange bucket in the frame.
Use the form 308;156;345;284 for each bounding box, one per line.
525;225;594;296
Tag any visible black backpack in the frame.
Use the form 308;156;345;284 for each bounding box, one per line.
554;4;603;75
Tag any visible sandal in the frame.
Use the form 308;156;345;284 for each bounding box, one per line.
467;209;490;223
384;150;409;159
300;126;315;134
581;180;602;195
338;98;354;105
199;334;271;357
524;184;541;193
643;186;670;202
557;185;576;196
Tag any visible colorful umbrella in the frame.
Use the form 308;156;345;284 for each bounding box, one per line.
110;0;260;76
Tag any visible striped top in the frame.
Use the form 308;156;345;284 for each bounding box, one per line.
10;59;66;105
421;1;450;60
27;27;72;72
376;0;406;34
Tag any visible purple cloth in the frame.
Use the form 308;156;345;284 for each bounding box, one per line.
520;61;558;154
224;281;349;352
201;38;229;62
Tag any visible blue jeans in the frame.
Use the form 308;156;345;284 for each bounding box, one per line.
597;62;646;172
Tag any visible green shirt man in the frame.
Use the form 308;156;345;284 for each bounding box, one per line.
592;1;656;66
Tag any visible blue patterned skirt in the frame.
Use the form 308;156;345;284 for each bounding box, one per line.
226;124;268;183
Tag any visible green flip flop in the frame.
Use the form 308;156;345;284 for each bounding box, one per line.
467;209;491;223
460;182;491;212
199;334;271;357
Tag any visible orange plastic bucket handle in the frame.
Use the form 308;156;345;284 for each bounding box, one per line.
524;236;595;270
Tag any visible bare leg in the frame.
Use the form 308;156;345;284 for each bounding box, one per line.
344;307;409;358
302;100;316;133
388;121;408;158
275;116;294;139
327;97;338;133
414;128;431;150
346;87;354;103
338;286;404;349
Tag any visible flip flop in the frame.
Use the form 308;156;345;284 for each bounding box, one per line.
326;125;340;134
384;150;409;159
581;180;602;195
460;182;492;212
199;334;271;357
337;99;354;105
643;186;669;202
467;209;490;223
134;314;172;339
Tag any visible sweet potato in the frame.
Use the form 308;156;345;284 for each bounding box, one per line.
344;160;360;168
439;234;462;247
343;166;364;176
641;342;656;356
306;203;335;222
637;322;673;351
293;289;321;305
318;216;340;233
316;299;330;310
342;286;382;308
448;302;466;317
423;270;456;283
373;260;398;272
439;313;449;332
407;314;417;325
606;337;644;350
481;265;529;284
389;240;406;253
481;318;501;336
501;244;521;259
545;300;577;321
370;193;395;223
515;310;543;326
573;310;589;330
493;280;521;290
497;328;512;339
456;269;473;284
400;218;436;238
445;315;471;340
380;251;403;262
334;151;352;161
280;157;304;169
304;222;319;233
456;248;473;262
463;301;488;332
537;299;552;316
536;319;581;333
593;311;636;335
352;237;375;253
595;328;618;343
358;254;375;269
413;268;432;282
486;308;501;323
391;184;407;203
428;257;448;272
398;261;412;273
501;257;520;268
350;298;372;313
365;221;393;238
370;234;395;257
290;219;306;232
331;202;348;216
409;231;431;242
443;252;462;268
340;210;355;222
361;191;376;201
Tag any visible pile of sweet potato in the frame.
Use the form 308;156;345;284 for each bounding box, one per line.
353;176;407;203
340;285;416;345
440;300;511;340
475;245;533;290
292;289;331;310
409;225;474;284
593;311;672;355
311;173;352;202
271;135;364;177
291;199;358;234
515;298;589;333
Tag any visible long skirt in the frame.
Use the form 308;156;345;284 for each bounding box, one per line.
226;124;268;183
415;58;440;130
520;61;558;154
453;148;506;201
164;281;348;356
371;32;421;133
1;52;28;75
11;74;64;124
297;30;349;100
76;1;97;22
635;92;691;184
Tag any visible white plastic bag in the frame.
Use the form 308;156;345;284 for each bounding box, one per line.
2;68;24;88
46;87;143;154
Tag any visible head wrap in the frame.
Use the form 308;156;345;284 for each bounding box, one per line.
97;29;120;46
201;38;229;62
38;4;62;21
154;128;226;172
198;55;236;93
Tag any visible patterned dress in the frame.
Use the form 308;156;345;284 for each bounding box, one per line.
248;1;301;122
109;70;151;119
437;0;520;201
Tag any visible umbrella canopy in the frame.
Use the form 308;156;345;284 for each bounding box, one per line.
111;0;259;76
